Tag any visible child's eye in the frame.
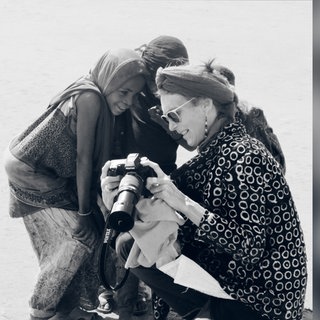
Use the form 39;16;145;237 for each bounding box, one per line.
119;90;128;96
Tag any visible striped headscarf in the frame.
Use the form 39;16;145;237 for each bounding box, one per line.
156;61;236;105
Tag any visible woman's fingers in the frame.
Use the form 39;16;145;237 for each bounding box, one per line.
140;157;167;179
146;177;169;190
101;188;119;211
146;177;175;203
101;160;111;179
102;181;120;192
101;161;122;192
100;171;121;211
101;175;121;190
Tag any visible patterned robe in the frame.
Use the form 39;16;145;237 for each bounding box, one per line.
171;121;307;320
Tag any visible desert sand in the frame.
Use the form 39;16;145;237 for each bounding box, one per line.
0;1;312;319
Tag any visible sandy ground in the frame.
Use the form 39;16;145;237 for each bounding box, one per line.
0;1;312;319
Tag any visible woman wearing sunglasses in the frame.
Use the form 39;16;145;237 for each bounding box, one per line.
103;61;307;320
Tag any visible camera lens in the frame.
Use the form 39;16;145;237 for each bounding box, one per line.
109;172;144;232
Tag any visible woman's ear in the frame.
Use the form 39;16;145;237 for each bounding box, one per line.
202;98;214;112
203;99;218;123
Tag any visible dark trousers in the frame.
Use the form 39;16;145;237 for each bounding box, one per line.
116;270;139;318
209;297;264;320
116;233;264;320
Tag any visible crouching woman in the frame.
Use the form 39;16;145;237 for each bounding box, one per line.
100;62;307;320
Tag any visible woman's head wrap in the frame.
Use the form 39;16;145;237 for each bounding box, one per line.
137;35;189;79
90;48;148;96
213;64;235;86
156;60;236;105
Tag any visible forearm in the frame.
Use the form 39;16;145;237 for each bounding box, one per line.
75;91;100;214
176;195;206;227
77;158;93;214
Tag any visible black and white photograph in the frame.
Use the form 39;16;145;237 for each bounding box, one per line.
0;1;313;319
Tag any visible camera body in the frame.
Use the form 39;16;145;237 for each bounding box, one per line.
107;153;155;232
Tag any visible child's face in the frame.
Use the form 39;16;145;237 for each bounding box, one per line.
106;75;145;115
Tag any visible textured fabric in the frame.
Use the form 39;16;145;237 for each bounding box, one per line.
88;48;148;96
5;48;147;217
5;91;112;217
49;49;148;104
171;120;307;320
152;292;170;320
124;198;184;268
147;58;285;319
3;48;147;319
236;103;286;173
24;207;100;318
200;63;286;174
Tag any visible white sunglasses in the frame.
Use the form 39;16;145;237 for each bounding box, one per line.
161;98;194;123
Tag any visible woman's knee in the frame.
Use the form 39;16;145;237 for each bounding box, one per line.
115;232;134;262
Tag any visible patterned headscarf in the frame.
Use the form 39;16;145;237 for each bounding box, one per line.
90;48;148;96
137;35;189;78
50;48;148;105
156;61;236;105
44;48;148;195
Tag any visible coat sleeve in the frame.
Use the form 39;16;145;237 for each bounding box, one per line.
194;154;269;266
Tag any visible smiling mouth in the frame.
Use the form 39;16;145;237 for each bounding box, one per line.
180;129;189;136
117;105;128;112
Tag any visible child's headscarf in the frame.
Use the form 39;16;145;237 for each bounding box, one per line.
46;48;148;189
50;48;148;105
90;48;148;96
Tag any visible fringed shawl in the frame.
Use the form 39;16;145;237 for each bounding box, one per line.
5;48;148;217
6;79;113;216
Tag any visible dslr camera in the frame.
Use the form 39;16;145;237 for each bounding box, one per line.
107;153;155;232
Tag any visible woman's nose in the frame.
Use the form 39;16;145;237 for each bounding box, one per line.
168;119;178;132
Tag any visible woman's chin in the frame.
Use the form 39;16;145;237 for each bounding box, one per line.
188;145;198;151
185;137;197;149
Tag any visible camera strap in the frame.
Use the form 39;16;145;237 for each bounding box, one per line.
98;216;129;291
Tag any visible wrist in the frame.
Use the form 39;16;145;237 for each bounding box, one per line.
182;196;205;226
78;209;92;216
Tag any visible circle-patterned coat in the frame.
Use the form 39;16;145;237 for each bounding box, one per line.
171;121;307;320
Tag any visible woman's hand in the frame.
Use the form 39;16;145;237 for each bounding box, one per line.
140;157;186;212
141;157;205;226
101;160;122;211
